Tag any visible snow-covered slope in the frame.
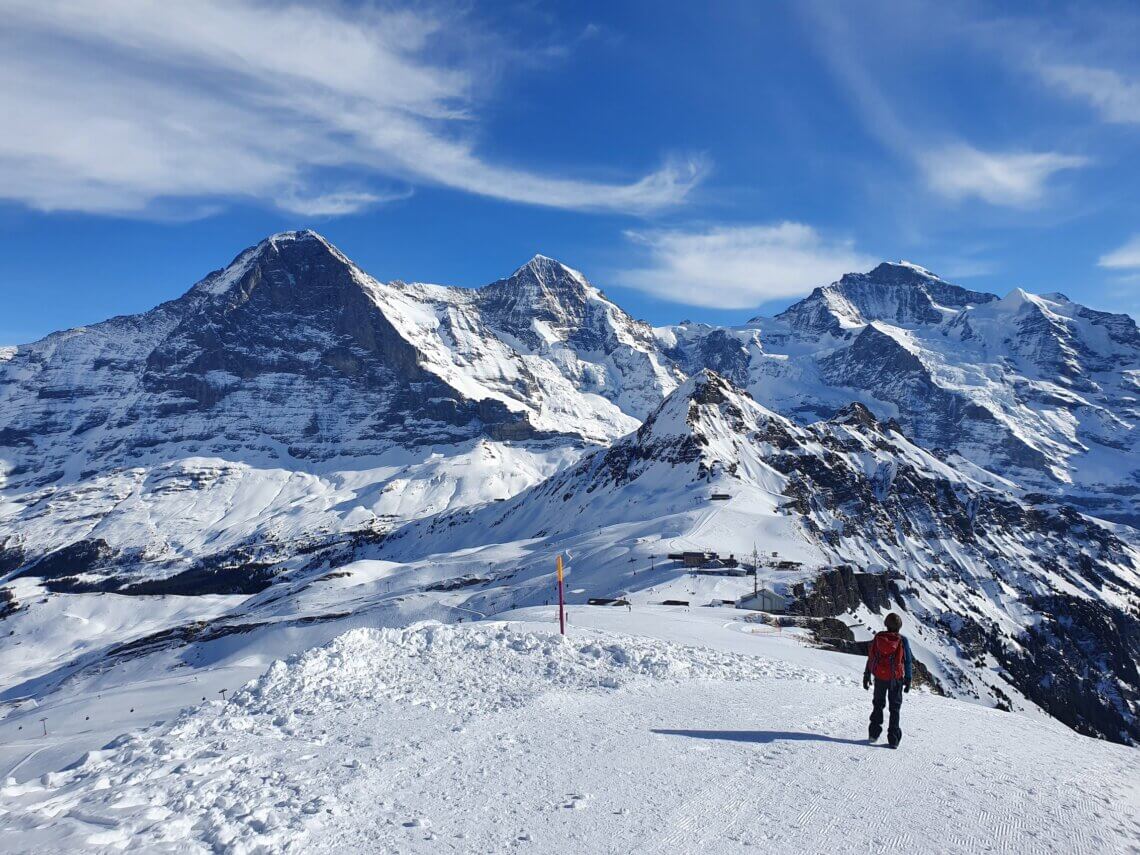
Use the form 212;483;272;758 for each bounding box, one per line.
381;372;1140;743
662;262;1140;525
2;619;1137;854
0;232;680;588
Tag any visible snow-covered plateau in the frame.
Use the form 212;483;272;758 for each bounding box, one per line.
2;231;1139;851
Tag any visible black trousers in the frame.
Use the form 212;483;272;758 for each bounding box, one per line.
869;677;903;742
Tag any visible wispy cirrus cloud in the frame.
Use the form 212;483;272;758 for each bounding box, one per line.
615;223;875;309
801;1;1090;209
920;145;1088;208
1098;236;1140;319
0;0;704;218
1098;235;1140;270
1040;65;1140;125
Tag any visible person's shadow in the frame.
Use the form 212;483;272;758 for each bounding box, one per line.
653;729;869;746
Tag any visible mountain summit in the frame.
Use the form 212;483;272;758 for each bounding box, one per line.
191;229;353;299
774;261;998;334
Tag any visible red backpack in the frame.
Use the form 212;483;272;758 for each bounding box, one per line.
868;632;906;681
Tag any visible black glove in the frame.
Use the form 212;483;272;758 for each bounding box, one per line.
904;681;912;693
862;673;871;691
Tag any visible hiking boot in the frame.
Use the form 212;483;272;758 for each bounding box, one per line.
868;727;881;743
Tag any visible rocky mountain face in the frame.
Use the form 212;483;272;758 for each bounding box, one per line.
2;235;1139;744
386;372;1140;743
1;232;678;474
662;262;1140;525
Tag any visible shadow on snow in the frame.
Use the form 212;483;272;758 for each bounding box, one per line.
653;729;871;746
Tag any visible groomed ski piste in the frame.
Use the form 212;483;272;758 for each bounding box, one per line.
2;604;1138;854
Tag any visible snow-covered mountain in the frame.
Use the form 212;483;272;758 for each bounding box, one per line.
383;371;1140;743
2;234;1139;750
661;261;1140;525
0;231;679;589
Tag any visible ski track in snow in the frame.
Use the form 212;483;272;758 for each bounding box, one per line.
1;621;1137;855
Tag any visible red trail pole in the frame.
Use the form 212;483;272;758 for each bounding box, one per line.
556;554;566;636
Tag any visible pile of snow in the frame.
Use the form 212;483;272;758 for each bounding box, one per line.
235;621;833;721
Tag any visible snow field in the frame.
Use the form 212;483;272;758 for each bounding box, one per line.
2;620;1137;854
0;621;826;853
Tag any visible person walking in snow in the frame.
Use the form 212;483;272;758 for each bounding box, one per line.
862;612;913;748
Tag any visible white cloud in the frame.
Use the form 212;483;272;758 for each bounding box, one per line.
0;0;703;217
274;188;414;218
1099;235;1140;270
919;145;1088;207
1041;64;1140;125
615;223;876;309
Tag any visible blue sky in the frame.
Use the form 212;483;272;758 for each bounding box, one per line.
2;0;1139;344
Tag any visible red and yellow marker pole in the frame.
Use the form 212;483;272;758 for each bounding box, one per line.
556;554;566;636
